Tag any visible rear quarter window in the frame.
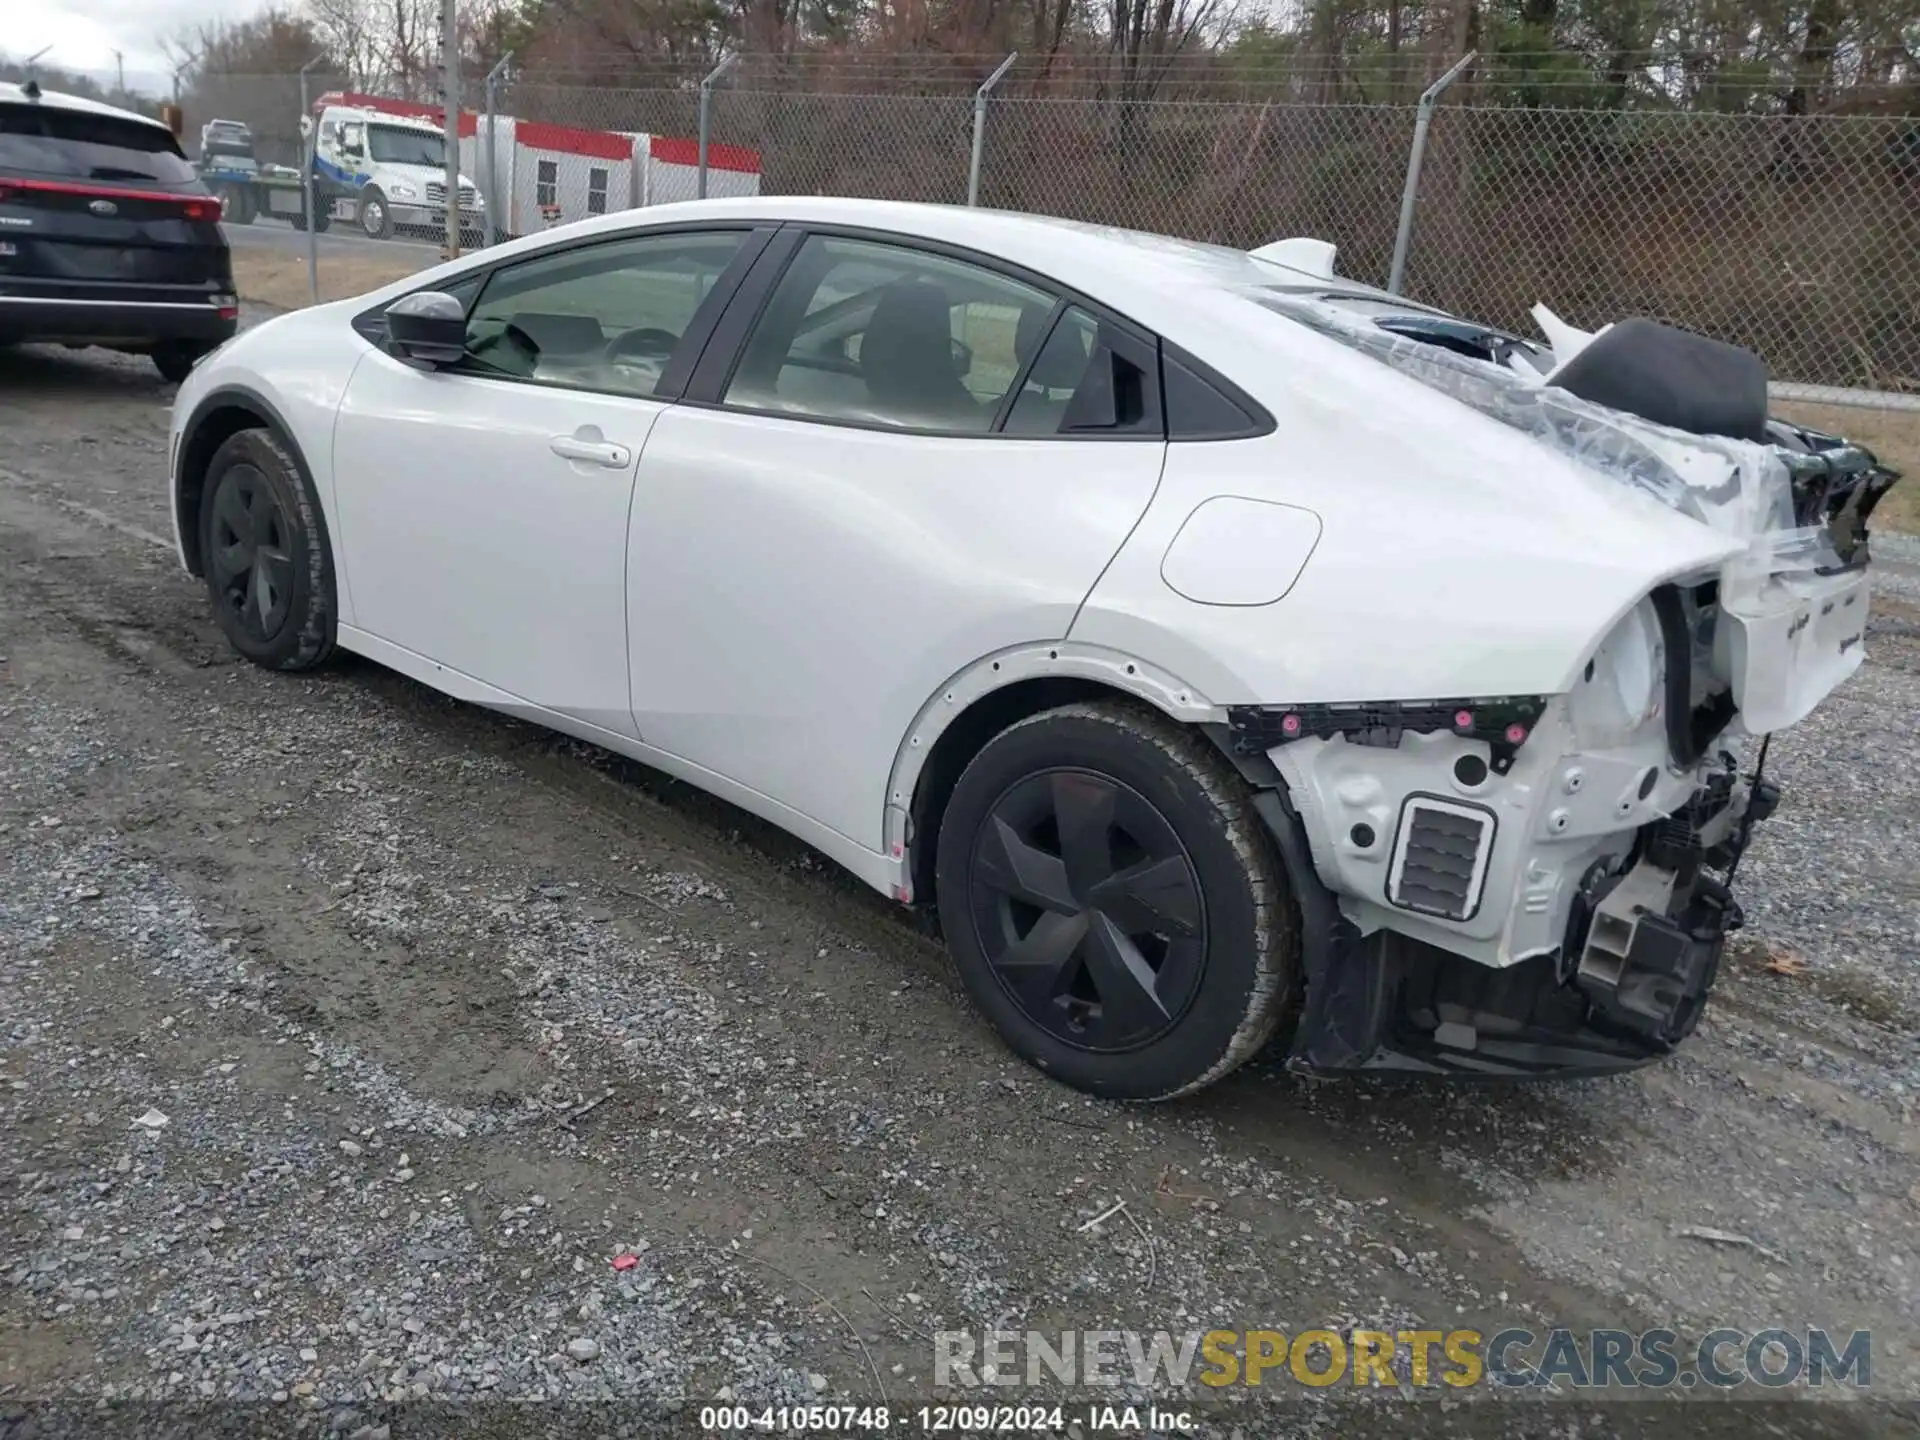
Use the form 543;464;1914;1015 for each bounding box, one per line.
0;103;198;186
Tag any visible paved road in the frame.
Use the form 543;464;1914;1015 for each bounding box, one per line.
221;214;444;261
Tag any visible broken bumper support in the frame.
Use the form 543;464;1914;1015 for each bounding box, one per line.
1255;767;1774;1079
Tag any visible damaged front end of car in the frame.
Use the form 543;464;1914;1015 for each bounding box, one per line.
1234;292;1902;1077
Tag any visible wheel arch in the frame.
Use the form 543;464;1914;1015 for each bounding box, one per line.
886;643;1222;914
174;385;317;579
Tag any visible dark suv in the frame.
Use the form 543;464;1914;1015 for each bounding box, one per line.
1;80;237;382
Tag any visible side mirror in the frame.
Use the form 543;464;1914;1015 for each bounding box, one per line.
386;291;466;369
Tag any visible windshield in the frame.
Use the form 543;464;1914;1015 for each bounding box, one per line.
368;125;445;167
0;103;197;185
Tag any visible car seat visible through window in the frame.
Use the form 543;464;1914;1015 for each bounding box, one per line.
857;281;982;430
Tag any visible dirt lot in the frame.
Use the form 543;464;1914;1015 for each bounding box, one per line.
231;249;427;310
1;324;1918;1439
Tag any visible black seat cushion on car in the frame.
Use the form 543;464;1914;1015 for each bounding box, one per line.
1549;316;1770;443
859;281;977;425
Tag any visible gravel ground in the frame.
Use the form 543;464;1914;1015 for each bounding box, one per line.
1;334;1917;1439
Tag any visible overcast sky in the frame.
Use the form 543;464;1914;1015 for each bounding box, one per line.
12;0;270;94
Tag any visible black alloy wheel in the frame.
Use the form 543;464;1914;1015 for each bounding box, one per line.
968;768;1207;1053
197;427;336;671
934;701;1301;1100
208;462;296;644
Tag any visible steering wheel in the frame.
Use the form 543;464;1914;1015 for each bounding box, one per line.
603;327;681;366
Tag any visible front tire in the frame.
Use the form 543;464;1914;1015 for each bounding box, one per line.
934;702;1301;1100
357;186;392;240
198;428;336;672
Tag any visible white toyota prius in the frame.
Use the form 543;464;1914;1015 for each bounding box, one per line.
168;196;1901;1097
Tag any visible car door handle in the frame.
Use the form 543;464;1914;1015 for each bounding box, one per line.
549;435;631;468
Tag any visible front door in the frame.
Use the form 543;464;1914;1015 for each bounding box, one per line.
330;226;756;738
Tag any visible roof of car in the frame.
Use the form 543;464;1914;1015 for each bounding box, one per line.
618;194;1412;310
0;80;173;131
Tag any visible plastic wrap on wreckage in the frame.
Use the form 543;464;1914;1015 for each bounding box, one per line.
1250;290;1846;609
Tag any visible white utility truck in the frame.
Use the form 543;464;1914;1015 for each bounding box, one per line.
310;95;485;243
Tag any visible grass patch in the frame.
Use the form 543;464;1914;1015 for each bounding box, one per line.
1774;400;1920;535
232;249;431;312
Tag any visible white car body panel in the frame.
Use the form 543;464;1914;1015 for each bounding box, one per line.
164;301;366;579
166;196;1891;1043
330;350;656;739
624;406;1166;852
1158;497;1322;607
1071;417;1741;706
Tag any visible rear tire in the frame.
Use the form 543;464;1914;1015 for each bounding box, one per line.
220;184;256;224
933;701;1301;1100
198;428;337;672
152;344;208;384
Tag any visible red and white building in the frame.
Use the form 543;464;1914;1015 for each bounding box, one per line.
314;92;762;239
469;119;762;235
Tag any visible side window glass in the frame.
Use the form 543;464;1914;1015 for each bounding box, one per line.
722;235;1054;434
459;230;745;398
1003;307;1097;436
1004;306;1158;438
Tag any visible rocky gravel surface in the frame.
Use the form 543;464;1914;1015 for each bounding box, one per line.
1;338;1918;1438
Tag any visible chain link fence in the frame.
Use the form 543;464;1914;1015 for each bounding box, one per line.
197;71;1919;391
1408;105;1920;392
978;100;1413;290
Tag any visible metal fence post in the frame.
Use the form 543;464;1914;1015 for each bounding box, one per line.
1388;50;1475;296
484;51;513;246
697;55;738;199
298;56;322;304
440;0;461;257
968;52;1018;208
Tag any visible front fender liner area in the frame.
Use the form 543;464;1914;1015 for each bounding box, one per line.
174;385;306;578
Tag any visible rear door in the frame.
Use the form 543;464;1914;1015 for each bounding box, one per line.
0;100;232;307
623;228;1170;853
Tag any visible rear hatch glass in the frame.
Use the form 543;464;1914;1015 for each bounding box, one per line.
0;101;229;291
